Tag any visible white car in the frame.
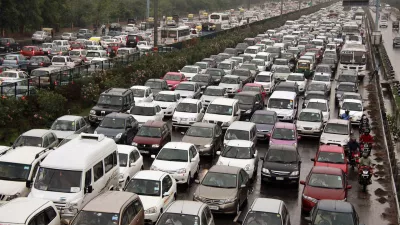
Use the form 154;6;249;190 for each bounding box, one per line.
286;73;307;93
313;72;332;90
153;91;181;117
306;98;330;123
244;46;261;58
124;170;177;223
150;142;200;186
117;145;143;188
272;65;291;81
172;98;205;129
202;98;241;130
338;92;362;108
219;75;243;97
0;70;29;81
296;108;324;137
174;81;201;99
179;65;201;81
130;85;154;103
254;71;275;93
218;60;236;75
194;62;210;74
130;102;164;126
339;99;364;124
216;140;258;179
320;119;351;147
51;56;75;68
201;86;227;108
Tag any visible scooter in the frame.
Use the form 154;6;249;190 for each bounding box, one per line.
359;166;372;192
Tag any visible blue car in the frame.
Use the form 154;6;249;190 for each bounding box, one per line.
1;54;29;70
250;110;278;140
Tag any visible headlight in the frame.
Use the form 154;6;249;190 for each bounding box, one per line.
222;121;230;126
150;165;158;170
297;125;303;130
145;206;157;214
320;136;326;141
303;194;318;203
115;133;122;139
343;138;349;143
172;116;178;120
313;126;320;131
245;109;252;114
90;110;96;115
176;168;186;174
132;142;138;146
152;144;160;148
119;173;124;179
94;131;98;134
290;171;299;176
223;197;237;204
217;161;223;165
262;168;270;174
168;104;175;109
5;193;20;201
204;144;211;148
244;164;251;171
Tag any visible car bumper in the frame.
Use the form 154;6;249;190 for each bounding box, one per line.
193;199;238;214
89;115;104;123
137;145;161;155
256;131;270;140
144;211;160;223
297;129;322;137
261;172;299;183
302;198;316;212
169;172;190;184
172;120;196;127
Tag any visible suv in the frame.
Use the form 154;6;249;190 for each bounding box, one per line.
393;37;400;48
0;38;20;53
89;88;135;125
132;120;171;155
94;112;139;144
126;34;145;48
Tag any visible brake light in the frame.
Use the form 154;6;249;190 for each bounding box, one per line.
6;42;9;46
136;36;139;42
40;62;44;66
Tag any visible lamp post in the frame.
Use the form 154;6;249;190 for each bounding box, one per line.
153;0;159;47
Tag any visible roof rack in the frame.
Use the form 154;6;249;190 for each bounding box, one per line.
80;133;105;142
35;148;51;159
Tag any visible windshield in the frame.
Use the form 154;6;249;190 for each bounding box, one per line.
233;70;250;76
125;178;160;196
268;99;293;109
308;83;326;91
86;52;100;57
339;75;357;82
274;60;288;66
51;120;75;131
192;75;209;82
299;111;322;122
342;102;362;111
195;63;207;69
220;77;238;84
324;123;349;135
314;75;330;82
274;67;290;73
0;162;31;181
218;63;232;70
52;57;66;62
155;93;176;102
181;67;198;73
119;153;128;167
315;66;331;73
266;47;280;53
271;128;295;140
236;43;248;49
204;88;224;96
176;103;197;113
34;168;81;193
156;148;188;162
318;151;345;164
30;57;46;62
338;84;355;92
99;117;125;129
241;64;257;70
255;75;271;82
131;106;156;116
266;149;297;163
14;136;42;147
243;211;282;225
314;210;354;225
176;83;194;91
205;69;223;76
340;53;353;64
201;172;237;188
207;104;233;115
251;114;275;124
71;211;118;225
0;72;17;78
118;49;129;55
145;81;162;89
164;74;181;81
308;173;343;189
137;126;161;138
225;129;249;141
69;51;81;56
98;95;122;106
287;75;304;81
243;86;261;93
131;88;145;97
186;127;213;138
158;213;199;225
307;102;327;111
245;49;257;54
234;95;254;105
322;58;335;64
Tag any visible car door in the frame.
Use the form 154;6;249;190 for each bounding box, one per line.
129;149;142;176
126;116;136;141
238;170;248;205
189;146;200;176
155;105;164;120
161;175;174;207
78;118;89;133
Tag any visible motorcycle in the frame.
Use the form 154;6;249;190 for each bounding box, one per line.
359;122;370;133
349;150;360;170
359;166;372;192
361;142;372;156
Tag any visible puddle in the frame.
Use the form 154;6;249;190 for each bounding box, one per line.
375;188;388;197
378;196;388;204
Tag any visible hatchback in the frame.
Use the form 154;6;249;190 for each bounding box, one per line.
94;112;139;144
129;102;164;126
163;72;186;90
132;120;171;155
269;122;300;147
157;201;215;225
237;198;291;225
250;110;277;140
312;145;348;174
242;83;267;101
309;200;363;225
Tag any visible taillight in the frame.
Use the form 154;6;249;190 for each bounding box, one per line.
40;62;44;66
6;42;9;46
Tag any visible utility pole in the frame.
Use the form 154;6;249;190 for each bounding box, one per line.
247;0;251;10
375;0;380;31
153;0;159;47
280;0;283;16
299;0;301;10
146;0;150;18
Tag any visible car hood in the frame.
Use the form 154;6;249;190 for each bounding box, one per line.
0;180;26;195
95;127;124;138
270;138;297;146
132;115;157;124
153;101;176;109
267;108;293;117
92;105;122;113
201;95;220;102
173;111;198;119
303;185;346;200
321;133;349;142
256;123;274;132
239;103;253;111
195;185;237;200
138;195;162;210
152;160;188;171
274;72;291;77
133;136;161;145
218;157;254;168
315;162;347;173
219;83;240;89
166;80;181;86
195;82;208;87
296;120;322;128
174;90;195;98
263;161;298;172
203;113;232;123
182;136;212;146
50;130;75;139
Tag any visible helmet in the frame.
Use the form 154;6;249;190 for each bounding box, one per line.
345;109;350;114
364;128;370;134
362;152;368;158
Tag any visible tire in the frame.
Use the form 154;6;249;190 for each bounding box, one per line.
195;165;200;178
186;173;191;188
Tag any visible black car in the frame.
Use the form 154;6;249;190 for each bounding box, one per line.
89;88;135;125
235;42;249;55
94;112;139;144
0;38;20;53
126;34;145;48
260;145;301;184
234;91;264;121
204;68;226;84
309;200;363;225
250;110;277;140
144;79;169;95
306;82;328;97
232;68;253;84
27;56;52;72
191;74;213;92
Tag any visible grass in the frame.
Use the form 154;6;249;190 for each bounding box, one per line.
77;106;93;117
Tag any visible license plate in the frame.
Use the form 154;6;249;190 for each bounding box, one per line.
276;177;284;180
209;206;219;210
31;63;38;65
98;117;103;120
139;150;149;154
257;134;265;137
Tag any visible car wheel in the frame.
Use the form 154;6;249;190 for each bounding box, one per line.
195;165;200;178
141;165;144;170
187;173;191;188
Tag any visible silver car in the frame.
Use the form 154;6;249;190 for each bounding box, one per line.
32;31;52;43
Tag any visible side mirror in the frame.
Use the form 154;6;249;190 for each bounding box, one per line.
130;162;136;167
85;185;93;194
300;180;306;185
194;179;200;184
151;155;156;159
347;185;352;189
240;184;246;188
163;192;170;197
181;131;185;135
216;151;221;155
190;157;196;162
26;180;32;188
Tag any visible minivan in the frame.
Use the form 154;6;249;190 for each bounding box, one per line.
267;91;298;122
224;121;257;145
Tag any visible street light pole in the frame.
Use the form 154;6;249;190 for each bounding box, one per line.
281;0;283;16
146;0;150;18
375;0;380;31
153;0;159;47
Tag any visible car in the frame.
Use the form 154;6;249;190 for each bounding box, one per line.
260;144;301;184
337;69;358;84
321;57;337;71
218;60;236;76
338;92;362;108
182;122;224;158
48;46;69;58
77;29;92;39
296;108;324;137
192;74;213;92
69;49;88;65
237;198;291;225
269;122;299;147
232;68;253;84
306;98;330;122
393;37;400;48
61;32;77;41
163;72;186;90
0;38;20;52
200;86;227;108
202;58;218;69
179;65;201;81
26;56;51;72
309;200;362;225
117;145;144;188
224;47;239;56
320;119;351;149
174;81;201;99
313;72;332;91
51;56;76;68
130;85;154;103
193;165;249;215
89;88;135;125
69;42;85;50
300;166;352;212
132;120;171;155
150;142;200;187
12;129;58;149
274;82;299;95
85;50;107;61
94;112;139;144
335;82;358;102
194;61;211;74
144;78;169;96
242;83;267;101
1;54;29;69
0;70;29;82
129;102;164;126
234;91;265;120
240;63;259;78
303;90;327;106
153;91;181;117
172;98;205;129
219;75;243;97
49;115;90;141
272;65;291;81
202;98;241;130
254;71;275;93
250;110;277;141
307;82;329;97
379;20;388;28
217;140;259;179
286;72;307;93
250;58;267;72
157;200;215;225
20;46;44;59
339;99;364;124
312;144;348;174
235;42;249;54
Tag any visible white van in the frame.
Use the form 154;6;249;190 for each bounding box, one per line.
202;98;241;130
28;133;119;218
267;91;298;122
0;197;60;225
224;121;257;145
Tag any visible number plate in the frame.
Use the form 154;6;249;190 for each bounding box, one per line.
209;206;219;210
31;63;38;66
276;177;284;180
257;134;265;137
139;150;149;154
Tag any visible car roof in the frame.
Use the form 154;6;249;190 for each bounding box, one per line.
180;98;201;104
22;129;53;138
311;166;343;175
82;191;138;213
245;83;262;87
224;75;240;79
133;170;167;180
143;120;166;127
117;145;138;154
300;108;322;114
251;198;283;213
228;121;256;130
338;81;356;86
309;98;328;103
131;85;150;90
56;115;82;121
136;102;159;107
0;146;48;164
225;140;253;147
257;71;273;76
277;82;297;87
268;144;297;151
206;86;225;90
190;122;216;128
179;81;197;85
274;122;296;129
317;200;354;213
319;144;344;153
270;91;297;99
235;91;259;97
343;99;362;103
209;165;241;174
166;200;206;215
0;197;52;224
163;142;193;150
210;97;238;106
253;110;276;116
327;118;349;125
158;91;177;95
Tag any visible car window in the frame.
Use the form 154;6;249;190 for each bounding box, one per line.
201;211;207;225
240;170;248;184
85;169;92;186
189;148;193;160
205;207;213;224
238;171;244;186
93;161;104;181
44;207;57;222
104;153;115;173
129;151;136;164
125;203;137;223
133;199;144;214
43;136;50;148
35;211;49;225
133;150;140;162
190;146;197;157
162;175;173;193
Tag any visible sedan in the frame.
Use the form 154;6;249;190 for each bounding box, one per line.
174;81;201;99
286;73;307;93
50;115;90;141
312;145;348;174
301;166;352;212
241;83;267;102
296;108;324;137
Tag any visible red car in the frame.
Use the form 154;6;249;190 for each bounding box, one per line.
70;42;85;50
312;145;348;174
20;46;44;58
162;72;186;90
300;166;351;212
241;83;267;101
306;48;323;60
132;120;172;155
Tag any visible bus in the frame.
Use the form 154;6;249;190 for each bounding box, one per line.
161;26;191;45
339;43;367;71
342;22;360;36
208;13;230;25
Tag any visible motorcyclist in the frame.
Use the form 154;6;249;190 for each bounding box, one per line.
359;152;373;183
348;137;360;161
359;114;370;131
359;128;374;144
340;109;351;120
